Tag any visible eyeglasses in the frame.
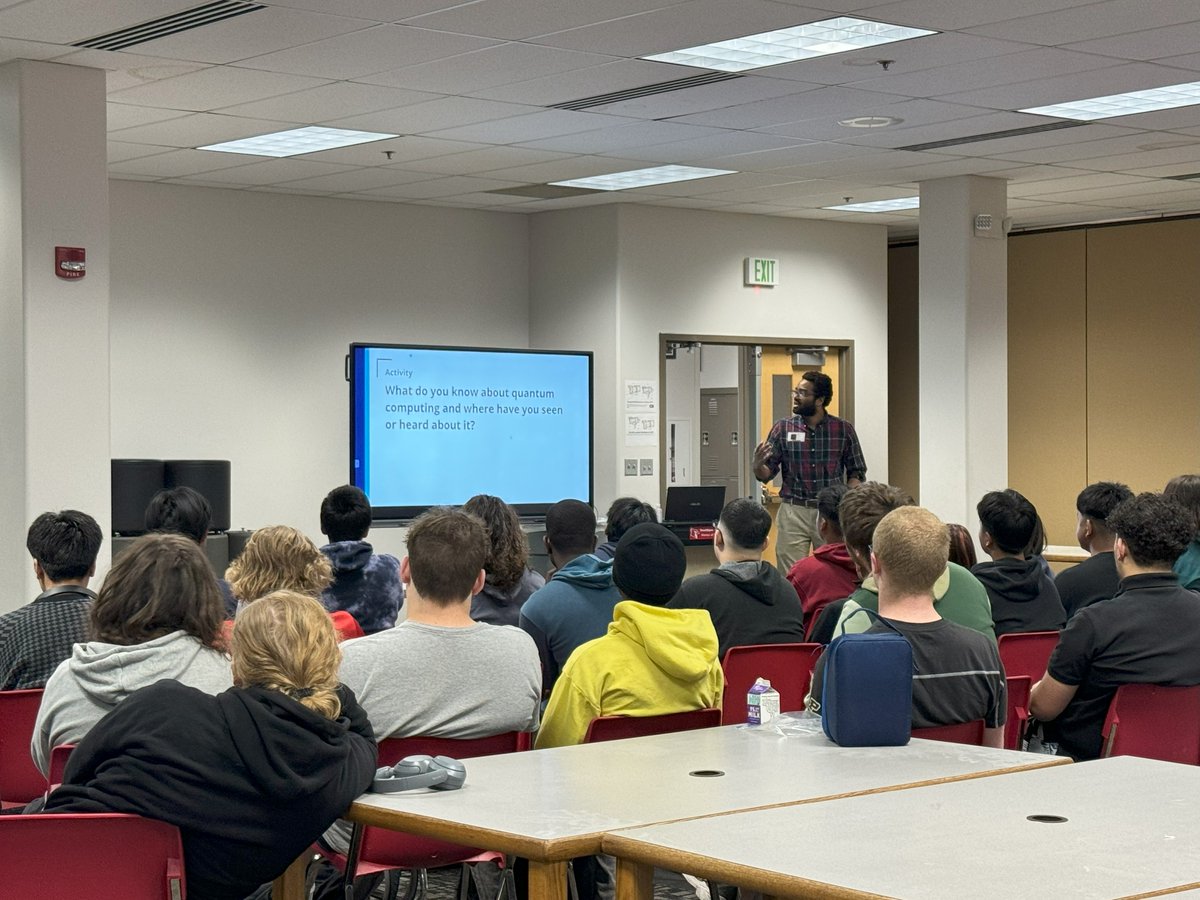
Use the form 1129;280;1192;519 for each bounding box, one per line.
793;388;815;397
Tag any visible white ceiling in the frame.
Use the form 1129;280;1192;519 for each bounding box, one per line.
6;0;1200;236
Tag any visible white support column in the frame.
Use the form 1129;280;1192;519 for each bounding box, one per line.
0;61;110;610
917;175;1008;529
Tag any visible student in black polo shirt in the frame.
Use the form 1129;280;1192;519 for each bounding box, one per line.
1030;492;1200;760
1055;481;1133;620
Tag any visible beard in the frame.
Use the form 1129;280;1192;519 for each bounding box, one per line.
794;400;817;417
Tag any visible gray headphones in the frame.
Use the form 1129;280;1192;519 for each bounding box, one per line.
371;754;467;793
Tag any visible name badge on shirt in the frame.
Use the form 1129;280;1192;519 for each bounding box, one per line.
786;431;805;443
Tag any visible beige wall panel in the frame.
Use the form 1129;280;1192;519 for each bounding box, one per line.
1086;220;1200;492
888;245;920;501
1008;230;1088;547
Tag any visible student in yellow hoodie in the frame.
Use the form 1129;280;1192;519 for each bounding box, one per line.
536;522;724;750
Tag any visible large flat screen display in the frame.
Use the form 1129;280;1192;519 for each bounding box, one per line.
349;343;593;521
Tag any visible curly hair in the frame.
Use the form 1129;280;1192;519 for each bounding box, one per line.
231;590;342;720
226;525;333;604
1108;492;1195;568
838;482;916;557
1164;475;1200;539
462;495;528;592
92;533;224;647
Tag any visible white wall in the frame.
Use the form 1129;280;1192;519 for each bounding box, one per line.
529;204;889;510
616;205;889;500
109;182;530;559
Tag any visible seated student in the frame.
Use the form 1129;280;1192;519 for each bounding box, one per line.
463;494;545;627
807;507;1006;746
32;533;232;775
145;486;238;616
536;522;723;750
971;490;1066;637
812;483;996;644
519;499;622;694
669;498;805;660
1056;481;1133;619
227;525;363;640
1031;492;1200;761
1164;474;1200;590
44;590;376;900
0;511;102;691
947;524;977;569
325;507;540;856
784;484;857;636
594;497;657;561
318;485;402;634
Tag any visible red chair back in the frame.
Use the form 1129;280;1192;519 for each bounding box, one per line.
911;720;986;746
2;813;185;898
355;732;528;870
1004;676;1032;751
720;642;824;725
0;689;46;808
583;707;722;743
1102;683;1200;765
997;631;1059;683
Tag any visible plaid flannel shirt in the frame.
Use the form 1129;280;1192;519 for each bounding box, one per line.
763;413;867;501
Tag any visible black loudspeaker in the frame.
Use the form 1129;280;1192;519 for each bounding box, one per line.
111;459;166;536
165;460;231;533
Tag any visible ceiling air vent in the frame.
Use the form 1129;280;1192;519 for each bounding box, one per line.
897;120;1087;152
550;72;744;111
72;1;265;51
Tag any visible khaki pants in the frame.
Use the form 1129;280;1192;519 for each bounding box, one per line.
775;502;822;574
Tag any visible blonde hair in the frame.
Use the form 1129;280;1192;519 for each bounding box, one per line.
226;525;332;604
231;590;342;719
872;506;950;596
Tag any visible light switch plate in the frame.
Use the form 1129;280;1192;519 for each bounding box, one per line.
639;458;653;476
624;458;638;476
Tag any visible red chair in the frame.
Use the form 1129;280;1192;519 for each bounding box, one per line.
48;743;76;788
720;643;824;725
911;720;986;746
0;688;46;808
1102;683;1200;765
583;707;722;743
1004;676;1033;751
1;813;185;898
320;732;528;900
997;631;1059;683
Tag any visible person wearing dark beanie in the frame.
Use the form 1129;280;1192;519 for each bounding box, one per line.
537;522;723;749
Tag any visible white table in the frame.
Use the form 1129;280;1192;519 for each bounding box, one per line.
604;755;1200;900
324;719;1066;900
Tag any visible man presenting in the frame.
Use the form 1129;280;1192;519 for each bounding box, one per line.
753;371;866;572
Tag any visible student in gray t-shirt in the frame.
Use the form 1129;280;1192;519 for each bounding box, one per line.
323;507;541;855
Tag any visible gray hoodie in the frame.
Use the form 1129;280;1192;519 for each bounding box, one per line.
32;629;232;774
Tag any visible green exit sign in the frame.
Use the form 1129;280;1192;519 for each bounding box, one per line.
744;257;778;287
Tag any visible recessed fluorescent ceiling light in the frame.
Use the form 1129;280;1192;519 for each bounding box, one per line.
198;126;398;157
551;165;735;191
1021;81;1200;121
643;17;936;73
825;196;919;212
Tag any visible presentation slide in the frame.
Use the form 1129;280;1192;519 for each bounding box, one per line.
350;344;593;518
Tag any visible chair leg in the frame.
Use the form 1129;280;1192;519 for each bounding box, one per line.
566;860;580;900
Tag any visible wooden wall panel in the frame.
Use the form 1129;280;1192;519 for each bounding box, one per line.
1007;230;1088;547
1086;220;1200;492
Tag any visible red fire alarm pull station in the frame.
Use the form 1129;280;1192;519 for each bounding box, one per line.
55;246;86;279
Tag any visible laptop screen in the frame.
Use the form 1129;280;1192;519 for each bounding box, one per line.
664;486;727;523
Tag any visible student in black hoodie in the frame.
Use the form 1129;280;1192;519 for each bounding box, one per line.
668;497;806;659
972;489;1066;637
44;590;377;900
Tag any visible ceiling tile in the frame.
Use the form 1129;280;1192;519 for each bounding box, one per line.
165;157;359;186
107;102;193;131
471;58;707;106
1059;142;1200;173
583;77;818;122
481;154;652;184
258;0;462;21
0;0;198;43
401;0;681;41
330;96;541;135
362;43;616;95
292;135;490;166
612;131;808;165
272;167;443;193
108;112;302;148
0;37;74;64
857;0;1111;31
107;148;263;178
214;82;442;123
964;0;1200;47
108;66;329;111
518;121;731;155
1064;20;1200;62
107;141;175;163
354;175;530;199
935;62;1197;112
422;109;643;144
237;24;500;79
397;145;572;175
1008;171;1152;197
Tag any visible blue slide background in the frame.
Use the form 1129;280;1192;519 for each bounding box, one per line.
353;346;591;507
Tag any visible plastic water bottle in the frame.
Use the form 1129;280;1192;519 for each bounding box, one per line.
747;677;780;725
